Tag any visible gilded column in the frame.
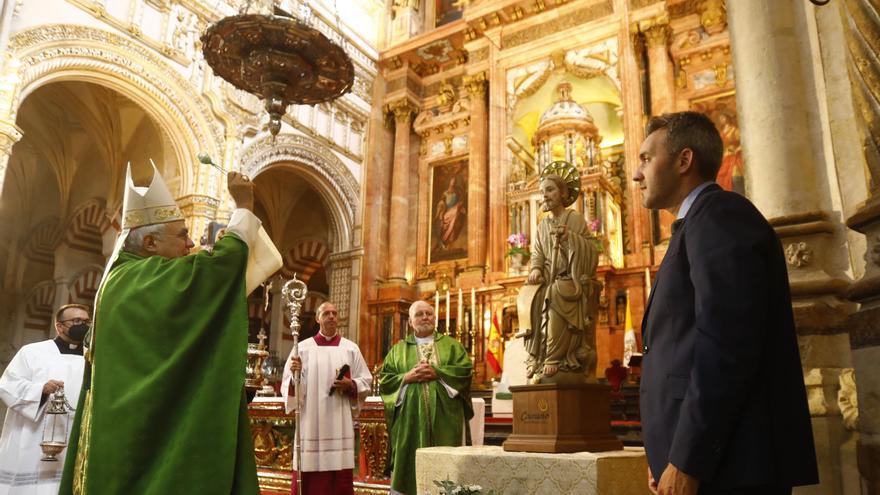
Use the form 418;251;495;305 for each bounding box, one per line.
617;4;650;268
177;194;218;260
465;72;488;273
0;53;22;195
640;14;674;115
841;0;880;490
486;31;508;275
385;98;418;282
729;2;857;493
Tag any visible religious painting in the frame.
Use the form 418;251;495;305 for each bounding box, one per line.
429;160;468;263
693;92;745;195
435;0;462;27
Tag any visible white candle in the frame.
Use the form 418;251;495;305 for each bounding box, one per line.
457;288;463;336
434;290;440;328
645;267;652;298
445;290;450;333
471;288;476;335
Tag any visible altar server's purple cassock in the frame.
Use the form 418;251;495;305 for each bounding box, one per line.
282;302;372;495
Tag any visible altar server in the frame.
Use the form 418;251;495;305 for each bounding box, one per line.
0;304;88;494
283;301;372;495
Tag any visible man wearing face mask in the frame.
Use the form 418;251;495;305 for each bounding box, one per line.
0;303;89;494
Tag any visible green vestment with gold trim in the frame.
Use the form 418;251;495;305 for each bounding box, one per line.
379;332;473;495
59;234;259;495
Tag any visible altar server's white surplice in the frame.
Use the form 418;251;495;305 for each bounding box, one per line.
0;340;84;495
282;335;371;473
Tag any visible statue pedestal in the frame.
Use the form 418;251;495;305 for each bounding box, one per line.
416;446;651;494
503;383;623;453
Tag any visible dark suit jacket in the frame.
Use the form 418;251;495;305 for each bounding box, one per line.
639;183;818;490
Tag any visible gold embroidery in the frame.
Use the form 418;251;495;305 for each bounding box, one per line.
123;205;183;228
417;341;439;444
72;390;92;495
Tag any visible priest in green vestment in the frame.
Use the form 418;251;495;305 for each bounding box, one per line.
59;164;282;495
379;300;474;495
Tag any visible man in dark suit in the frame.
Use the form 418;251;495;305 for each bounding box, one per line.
635;111;818;495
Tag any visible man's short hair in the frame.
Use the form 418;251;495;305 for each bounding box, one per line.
408;300;434;320
646;111;724;181
55;303;91;325
316;301;335;321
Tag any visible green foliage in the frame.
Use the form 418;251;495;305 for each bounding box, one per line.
433;477;494;495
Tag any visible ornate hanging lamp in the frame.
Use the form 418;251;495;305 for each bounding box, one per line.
201;0;354;136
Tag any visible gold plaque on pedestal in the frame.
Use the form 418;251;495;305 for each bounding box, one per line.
502;383;623;453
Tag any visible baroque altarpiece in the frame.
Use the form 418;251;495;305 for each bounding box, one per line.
362;0;740;381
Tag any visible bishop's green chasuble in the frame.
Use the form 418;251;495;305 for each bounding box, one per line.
59;234;259;494
379;333;473;495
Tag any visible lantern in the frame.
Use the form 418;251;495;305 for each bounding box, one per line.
40;387;73;462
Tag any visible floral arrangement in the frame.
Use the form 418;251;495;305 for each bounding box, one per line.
433;477;493;495
506;232;529;258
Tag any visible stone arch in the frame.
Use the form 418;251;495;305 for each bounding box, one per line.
239;134;359;253
282;239;330;283
22;218;61;266
66;264;103;306
23;280;55;332
8;24;225;199
64;198;110;256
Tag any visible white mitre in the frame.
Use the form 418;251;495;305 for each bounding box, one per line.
122;161;184;229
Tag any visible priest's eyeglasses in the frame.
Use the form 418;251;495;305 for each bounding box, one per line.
60;318;92;327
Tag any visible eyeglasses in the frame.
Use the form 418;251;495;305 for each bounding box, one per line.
60;318;92;326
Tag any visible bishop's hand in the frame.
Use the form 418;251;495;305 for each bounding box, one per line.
228;171;254;211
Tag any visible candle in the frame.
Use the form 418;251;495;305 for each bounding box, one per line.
457;288;463;337
471;288;476;336
445;290;450;333
434;290;439;328
645;267;652;298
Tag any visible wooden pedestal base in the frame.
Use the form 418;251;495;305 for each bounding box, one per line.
502;382;623;453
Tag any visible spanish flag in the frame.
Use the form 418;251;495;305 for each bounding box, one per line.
486;309;503;374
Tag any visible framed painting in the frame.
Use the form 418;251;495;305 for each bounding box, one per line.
428;160;468;263
692;91;745;195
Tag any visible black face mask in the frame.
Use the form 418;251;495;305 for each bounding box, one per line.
67;323;89;343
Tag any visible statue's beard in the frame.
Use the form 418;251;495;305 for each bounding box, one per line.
542;200;557;211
